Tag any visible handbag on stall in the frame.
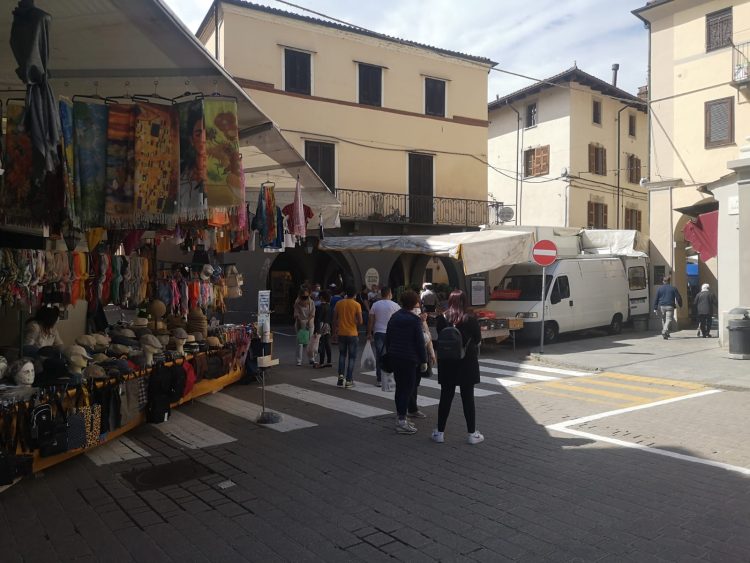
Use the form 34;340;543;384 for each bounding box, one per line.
66;388;87;450
120;378;143;425
39;398;70;458
0;405;34;485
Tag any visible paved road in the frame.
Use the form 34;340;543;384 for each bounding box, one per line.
3;332;750;562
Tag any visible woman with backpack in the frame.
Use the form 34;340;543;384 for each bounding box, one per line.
433;290;484;445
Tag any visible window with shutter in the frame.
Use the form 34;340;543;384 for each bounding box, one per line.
526;102;537;128
587;202;608;228
588;144;596;174
705;97;734;148
358;64;382;107
588;144;606;175
537;145;550;175
285;49;311;95
425;78;446;117
624;208;642;232
523;145;550;177
628;114;637;137
627;155;642;184
706;8;732;52
305;141;335;191
593;100;602;125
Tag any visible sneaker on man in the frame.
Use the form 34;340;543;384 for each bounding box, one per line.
344;379;355;389
396;420;417;434
407;410;426;419
467;431;484;445
431;430;444;443
296;360;302;366
337;375;344;387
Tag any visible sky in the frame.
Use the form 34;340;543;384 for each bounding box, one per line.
164;0;650;99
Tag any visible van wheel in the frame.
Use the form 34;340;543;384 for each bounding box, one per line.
543;322;559;344
608;314;623;335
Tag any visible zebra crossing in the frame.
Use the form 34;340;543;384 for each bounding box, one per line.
86;359;591;465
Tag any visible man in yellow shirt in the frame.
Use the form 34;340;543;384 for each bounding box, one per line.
332;287;363;388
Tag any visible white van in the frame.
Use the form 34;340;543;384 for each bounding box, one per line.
487;256;650;343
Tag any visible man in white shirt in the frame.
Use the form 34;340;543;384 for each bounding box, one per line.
367;287;400;385
420;283;438;313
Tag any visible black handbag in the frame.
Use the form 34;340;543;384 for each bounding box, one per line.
39;399;70;458
67;388;87;450
0;405;34;484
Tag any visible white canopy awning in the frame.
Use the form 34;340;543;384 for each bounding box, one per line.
319;230;535;275
0;0;340;227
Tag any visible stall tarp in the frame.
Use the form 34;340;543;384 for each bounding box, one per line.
580;229;647;257
319;230;535;275
683;210;718;261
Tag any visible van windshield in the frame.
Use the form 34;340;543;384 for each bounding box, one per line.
491;275;553;301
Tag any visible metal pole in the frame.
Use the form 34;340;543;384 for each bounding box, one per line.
540;266;546;354
617;105;628;229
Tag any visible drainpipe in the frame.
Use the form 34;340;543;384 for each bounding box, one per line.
506;101;522;225
617;105;628;229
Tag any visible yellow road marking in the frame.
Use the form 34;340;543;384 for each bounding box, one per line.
599;372;705;390
543;381;683;402
576;378;684;395
522;388;623;406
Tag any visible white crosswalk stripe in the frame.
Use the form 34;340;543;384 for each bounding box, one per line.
476;365;559;382
266;383;392;418
359;371;501;397
86;436;151;466
153;410;237;449
313;377;440;406
478;358;592;377
199;393;318;432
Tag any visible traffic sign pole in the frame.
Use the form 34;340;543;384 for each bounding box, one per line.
540;266;546;354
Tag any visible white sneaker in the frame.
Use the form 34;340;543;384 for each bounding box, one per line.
467;431;484;445
431;430;444;443
296;360;302;366
396;420;417;434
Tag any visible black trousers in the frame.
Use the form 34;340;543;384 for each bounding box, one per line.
437;384;476;434
698;314;712;337
392;358;418;418
317;334;331;364
408;374;422;414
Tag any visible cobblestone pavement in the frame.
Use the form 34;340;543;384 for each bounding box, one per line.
3;334;750;562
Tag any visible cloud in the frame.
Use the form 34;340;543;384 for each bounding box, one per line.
165;0;649;97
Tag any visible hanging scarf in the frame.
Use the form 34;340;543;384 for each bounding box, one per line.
204;98;243;211
1;102;33;223
74;100;108;228
59;97;79;227
177;99;208;220
134;103;179;225
104;104;136;226
111;256;122;305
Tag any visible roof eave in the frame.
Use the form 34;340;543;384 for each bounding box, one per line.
631;0;674;24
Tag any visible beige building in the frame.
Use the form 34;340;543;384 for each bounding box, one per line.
633;0;749;331
488;67;649;231
197;0;495;230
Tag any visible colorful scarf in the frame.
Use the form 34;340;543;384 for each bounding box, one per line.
134;103;179;225
177;99;208;220
204;99;243;211
59;98;79;227
1;102;34;223
74;101;108;228
104;104;136;226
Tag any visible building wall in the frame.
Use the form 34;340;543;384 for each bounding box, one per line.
488;87;571;226
210;3;490;202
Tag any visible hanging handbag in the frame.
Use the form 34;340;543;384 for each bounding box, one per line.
39;398;70;458
66;388;87;450
120;379;142;425
83;403;102;449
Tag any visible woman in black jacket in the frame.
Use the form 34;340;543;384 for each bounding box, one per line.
385;290;427;434
433;290;484;444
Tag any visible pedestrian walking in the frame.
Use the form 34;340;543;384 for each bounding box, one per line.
367;286;400;385
385;290;427;434
293;287;315;366
653;275;683;339
407;305;435;420
356;285;371;330
694;283;717;338
433;290;484;445
332;287;362;388
314;290;333;368
420;283;438;313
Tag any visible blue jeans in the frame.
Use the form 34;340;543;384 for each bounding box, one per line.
373;332;387;380
338;336;358;381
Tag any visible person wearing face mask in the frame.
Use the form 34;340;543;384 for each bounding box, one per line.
293;288;316;366
406;302;435;420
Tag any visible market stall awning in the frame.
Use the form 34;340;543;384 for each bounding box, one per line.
683;210;719;261
0;0;340;227
319;230;535;275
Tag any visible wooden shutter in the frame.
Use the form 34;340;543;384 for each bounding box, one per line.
538;145;550;175
636;210;642;232
587;201;594;227
601;148;607;176
524;149;534;177
602;204;608;228
588;144;596;173
705;98;733;147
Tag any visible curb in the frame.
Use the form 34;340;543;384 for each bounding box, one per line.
525;352;602;373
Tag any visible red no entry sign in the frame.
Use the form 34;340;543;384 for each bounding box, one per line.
532;239;558;267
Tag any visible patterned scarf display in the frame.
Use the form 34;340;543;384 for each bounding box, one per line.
204;99;243;211
1;102;34;223
133;103;179;225
177;99;208;220
74;100;108;228
59;98;79;227
104;104;136;226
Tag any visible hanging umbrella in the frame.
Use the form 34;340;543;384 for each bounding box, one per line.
10;0;60;172
290;175;306;238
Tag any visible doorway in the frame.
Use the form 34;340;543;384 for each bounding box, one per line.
408;153;433;224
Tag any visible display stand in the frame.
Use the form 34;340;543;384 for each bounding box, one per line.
255;290;281;425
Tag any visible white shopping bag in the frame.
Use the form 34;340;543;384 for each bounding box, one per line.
381;373;395;392
360;341;376;370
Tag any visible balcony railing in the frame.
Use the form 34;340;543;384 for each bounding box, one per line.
337;189;514;227
732;40;750;86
